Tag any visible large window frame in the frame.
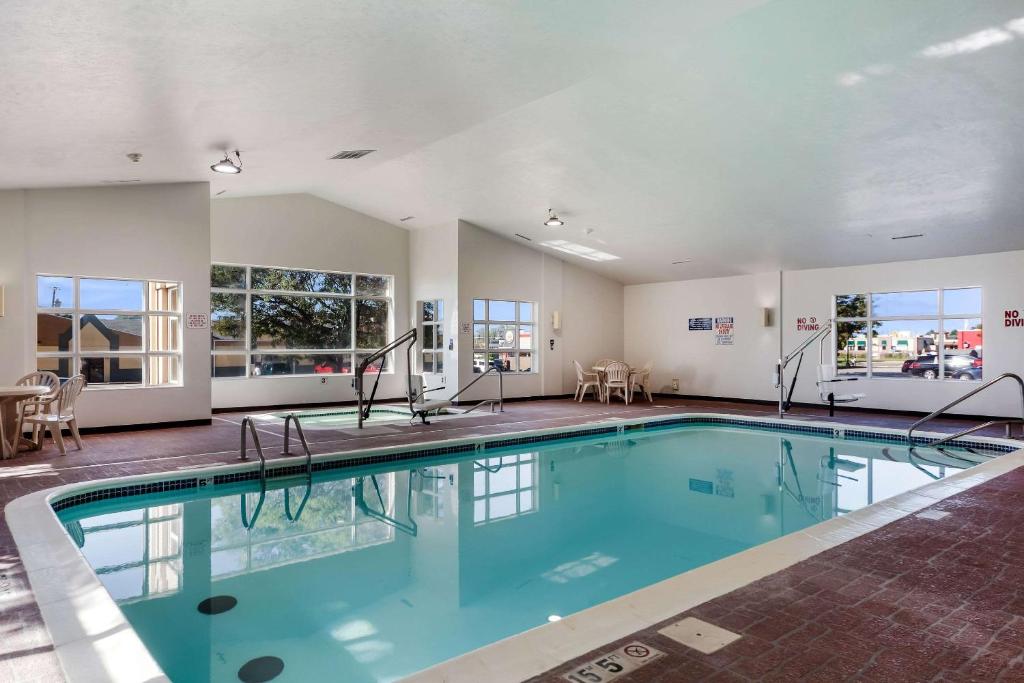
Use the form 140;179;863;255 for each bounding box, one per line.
418;299;445;375
833;288;983;381
35;274;183;389
472;299;537;373
210;263;394;379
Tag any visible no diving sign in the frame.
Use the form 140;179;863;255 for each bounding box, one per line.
561;641;665;682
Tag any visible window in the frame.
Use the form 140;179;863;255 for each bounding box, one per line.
472;299;536;373
36;275;182;387
473;454;538;524
418;299;445;374
834;288;982;381
210;264;393;378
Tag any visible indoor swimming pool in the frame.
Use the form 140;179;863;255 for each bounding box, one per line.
53;421;1008;682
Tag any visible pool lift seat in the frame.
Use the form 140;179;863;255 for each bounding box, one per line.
776;318;865;418
408;374;453;425
817;364;865;417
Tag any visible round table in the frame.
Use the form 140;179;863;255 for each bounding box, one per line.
0;386;49;459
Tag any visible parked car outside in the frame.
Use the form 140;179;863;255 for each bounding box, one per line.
906;353;982;380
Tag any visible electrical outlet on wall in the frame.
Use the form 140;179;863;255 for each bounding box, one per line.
671;379;680;391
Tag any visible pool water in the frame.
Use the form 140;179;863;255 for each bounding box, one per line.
58;425;996;682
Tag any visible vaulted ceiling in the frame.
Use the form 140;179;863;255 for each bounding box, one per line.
4;0;1024;283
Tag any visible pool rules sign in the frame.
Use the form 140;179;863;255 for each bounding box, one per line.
714;317;734;345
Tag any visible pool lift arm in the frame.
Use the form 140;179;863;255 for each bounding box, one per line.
355;327;418;429
775;319;834;418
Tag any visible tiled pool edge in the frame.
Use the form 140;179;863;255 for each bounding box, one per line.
6;412;1021;683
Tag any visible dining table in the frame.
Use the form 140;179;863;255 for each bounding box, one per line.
0;385;49;459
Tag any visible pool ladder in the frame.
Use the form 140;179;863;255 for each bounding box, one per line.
907;373;1024;448
239;415;314;528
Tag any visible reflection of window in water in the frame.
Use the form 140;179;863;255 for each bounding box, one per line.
413;468;448;520
78;504;183;601
542;552;619;584
209;478;396;578
473;454;538;524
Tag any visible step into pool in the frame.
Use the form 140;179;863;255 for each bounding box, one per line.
55;422;1007;682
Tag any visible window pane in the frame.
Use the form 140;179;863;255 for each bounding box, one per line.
473;324;486;350
518;352;533;373
871;320;938;378
489;493;517;520
836;321;869;377
490;466;517;494
37;313;72;353
211;293;246;351
943;319;983;381
37;276;73;309
435;325;443;350
80;315;143;352
81;356;143;385
251;295;351;350
38;356;73;382
871;291;937;317
80;279;144;311
148;356;181;386
421;301;435;322
148;282;180;312
520;490;534;512
356;299;389;349
435;353;444;373
492;352;513;372
422;352;434;374
355;275;390;297
834;294;867;319
473;299;486;320
473;353;486;373
436;300;444;321
519;325;534;350
519;302;534;322
211;354;247;378
251;353;352;376
489;300;516;321
148;316;180;352
944;288;982;315
211;265;246;289
488;323;516;349
421;325;434;350
251;268;352;294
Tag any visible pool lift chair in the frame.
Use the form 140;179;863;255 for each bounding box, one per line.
775;319;864;418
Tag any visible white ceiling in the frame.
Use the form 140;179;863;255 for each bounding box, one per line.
4;0;1024;284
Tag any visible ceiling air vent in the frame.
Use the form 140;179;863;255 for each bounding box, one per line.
329;149;376;160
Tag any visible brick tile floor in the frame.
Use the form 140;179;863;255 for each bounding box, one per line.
0;397;1020;682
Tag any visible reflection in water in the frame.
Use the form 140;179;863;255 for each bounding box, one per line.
62;428;994;682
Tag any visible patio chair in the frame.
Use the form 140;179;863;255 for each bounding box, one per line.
21;375;87;455
15;371;60;444
629;361;654;403
603;361;631;404
572;360;603;402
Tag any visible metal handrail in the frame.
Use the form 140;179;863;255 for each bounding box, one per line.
281;413;313;476
451;366;504;414
776;319;834;418
356;327;418;429
907;373;1024;448
239;417;266;481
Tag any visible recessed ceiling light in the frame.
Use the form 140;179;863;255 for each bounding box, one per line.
544;209;564;227
211;150;242;174
541;239;619;261
891;233;924;240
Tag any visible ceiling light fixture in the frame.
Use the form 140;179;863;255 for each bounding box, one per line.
544;209;564;227
211;150;242;174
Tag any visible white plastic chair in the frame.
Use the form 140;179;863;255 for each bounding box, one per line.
21;375;87;455
603;361;631;404
629;361;654;403
572;360;603;402
816;364;865;417
16;371;60;418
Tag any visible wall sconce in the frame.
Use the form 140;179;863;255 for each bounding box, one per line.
551;310;561;331
0;285;5;317
762;307;774;327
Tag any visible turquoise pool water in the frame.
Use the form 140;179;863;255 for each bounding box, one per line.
57;425;996;682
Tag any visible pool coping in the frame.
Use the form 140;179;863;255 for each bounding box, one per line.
6;412;1022;683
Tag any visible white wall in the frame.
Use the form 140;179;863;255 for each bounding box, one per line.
409;222;459;399
784;251;1024;417
210;193;410;409
0;183;212;428
455;221;625;401
625;273;780;400
625;251;1024;418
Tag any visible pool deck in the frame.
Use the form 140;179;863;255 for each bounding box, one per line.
2;397;1022;682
